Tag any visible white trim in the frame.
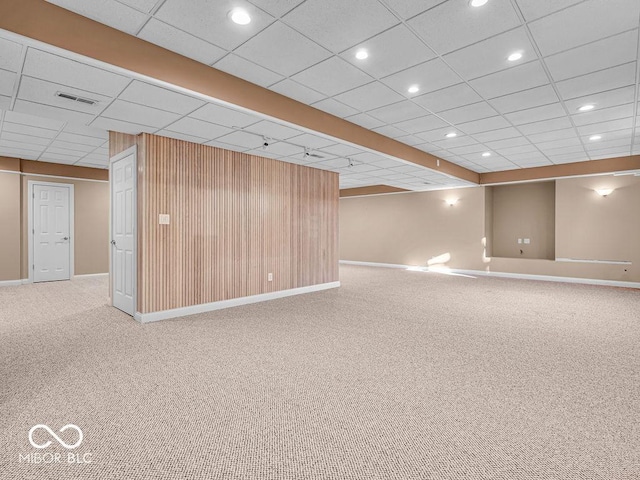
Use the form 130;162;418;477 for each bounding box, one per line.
22;172;108;183
0;169;21;175
555;257;631;265
0;279;28;287
73;273;109;279
134;281;341;323
28;180;75;284
110;146;137;316
340;260;640;289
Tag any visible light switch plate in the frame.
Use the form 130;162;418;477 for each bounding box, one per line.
159;214;170;225
518;238;522;244
524;238;530;244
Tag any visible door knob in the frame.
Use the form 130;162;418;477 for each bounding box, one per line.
111;240;116;246
62;237;69;240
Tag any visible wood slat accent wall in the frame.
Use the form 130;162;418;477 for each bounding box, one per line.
137;133;339;314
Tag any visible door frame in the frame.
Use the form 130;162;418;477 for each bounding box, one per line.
109;145;137;314
27;180;75;284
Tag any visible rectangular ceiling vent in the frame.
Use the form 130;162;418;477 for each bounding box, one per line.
55;91;98;106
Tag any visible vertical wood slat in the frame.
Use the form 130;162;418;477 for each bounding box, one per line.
135;133;338;314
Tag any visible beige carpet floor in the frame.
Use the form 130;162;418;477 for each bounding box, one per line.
0;265;638;479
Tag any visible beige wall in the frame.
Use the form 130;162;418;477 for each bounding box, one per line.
0;171;21;281
20;175;109;278
0;159;108;282
340;176;640;283
491;182;555;260
340;187;487;270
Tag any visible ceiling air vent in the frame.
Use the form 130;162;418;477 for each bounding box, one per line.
55;92;98;106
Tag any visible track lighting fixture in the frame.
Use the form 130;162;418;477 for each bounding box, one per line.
262;137;270;150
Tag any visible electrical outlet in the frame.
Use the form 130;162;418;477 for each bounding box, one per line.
524;238;531;244
158;214;170;225
518;238;522;244
268;273;273;282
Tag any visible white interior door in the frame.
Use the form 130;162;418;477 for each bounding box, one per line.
111;151;136;315
33;184;71;282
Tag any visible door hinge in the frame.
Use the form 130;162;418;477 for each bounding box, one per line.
32;264;34;270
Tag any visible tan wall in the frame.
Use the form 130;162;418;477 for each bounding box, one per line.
491;182;555;260
136;133;339;314
340;177;640;283
21;175;109;277
340;187;487;270
0;171;21;281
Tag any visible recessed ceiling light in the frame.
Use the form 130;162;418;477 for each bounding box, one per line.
589;135;602;141
408;85;420;94
482;152;491;157
507;51;523;62
470;0;489;6
355;49;368;60
229;8;251;25
445;132;457;138
578;104;595;112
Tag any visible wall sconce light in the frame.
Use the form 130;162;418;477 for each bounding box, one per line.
446;198;458;206
595;188;613;197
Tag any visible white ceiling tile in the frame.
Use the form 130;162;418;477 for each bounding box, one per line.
444;28;536;82
90;117;157;135
412;83;482;113
2;122;58;139
341;25;436;79
156;0;274;51
513;158;552;167
0;139;44;153
381;0;445;19
203;139;246;152
528;127;578;144
448;143;487;155
261;141;305;157
504;102;567;125
589;148;632;160
345;113;385;129
283;0;399;53
472;127;521;143
393;115;450;134
24;48;130;97
214;131;265;149
515;0;584;21
490;85;559;114
0;69;16;97
455;116;512;135
536;137;582;151
117;0;159;13
395;134;424;146
100;99;180;128
55;132;106;147
287;133;336;149
48;140;96;153
61;123;108;140
1;132;51;146
383;59;462;99
247;119;302;140
334;82;404;112
312;98;359;118
234;22;330;76
432;135;478;149
4;110;64;130
437;101;498;124
544;30;638;82
13;99;95;125
367;101;427;124
555;63;636;101
47;0;148;35
495;145;539;156
292;57;372;97
268;79;326;104
190;103;258;128
319;143;363;157
469;61;549;100
244;148;285;160
163;116;233;140
118;80;205;115
372;125;407;138
585;135;633;150
548;153;587;164
572;103;635;127
138;19;226;65
576;119;634;136
518;117;574;135
0;37;23;72
541;144;586;156
528;0;640;56
563;85;635;112
484;136;532;150
416;127;462;143
0;95;10;110
408;0;521;55
38;154;77;164
17;76;110;115
214;54;284;88
247;0;304;17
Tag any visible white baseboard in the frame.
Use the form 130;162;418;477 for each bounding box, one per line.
340;260;640;289
134;281;341;323
0;279;28;287
73;273;108;279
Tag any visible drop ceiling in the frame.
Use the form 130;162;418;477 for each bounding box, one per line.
1;0;639;191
